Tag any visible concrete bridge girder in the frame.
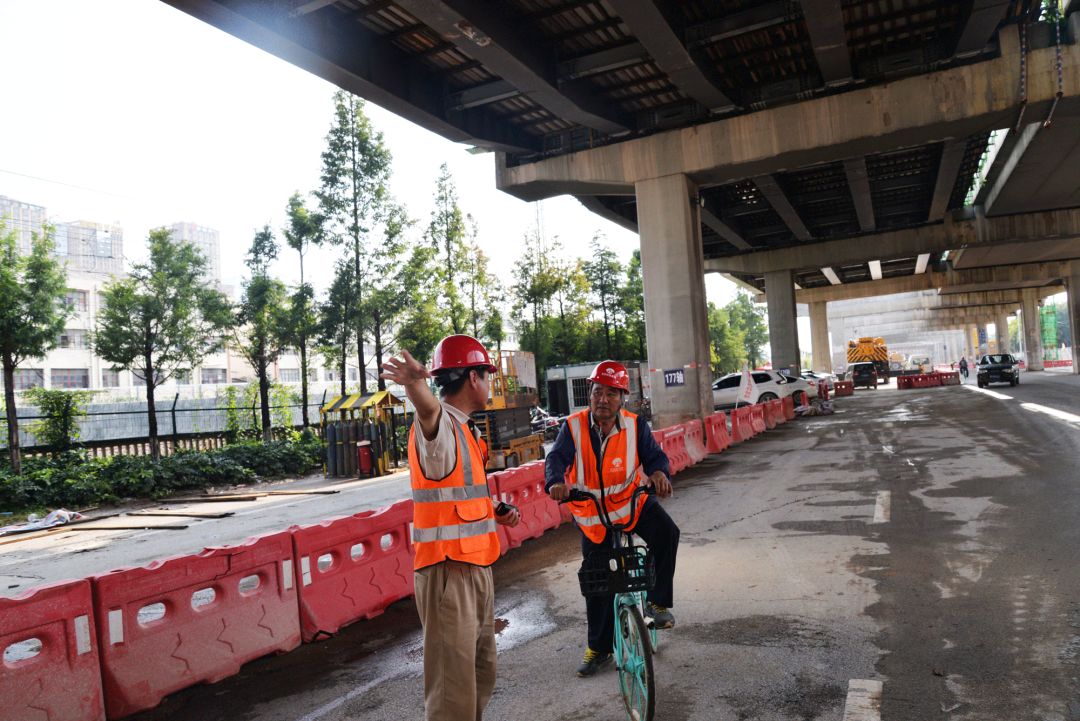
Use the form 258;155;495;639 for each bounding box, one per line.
498;24;1080;200
785;261;1074;305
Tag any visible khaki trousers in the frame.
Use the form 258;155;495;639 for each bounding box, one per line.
414;560;496;721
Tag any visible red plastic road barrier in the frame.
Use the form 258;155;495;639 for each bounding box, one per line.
928;373;942;387
0;579;105;721
769;398;786;425
495;462;562;551
704;412;730;453
781;397;795;421
731;407;755;442
92;530;301;719
833;380;854;396
750;405;767;435
938;371;961;386
817;382;830;401
667;426;693;474
683;420;708;465
1045;359;1073;368
292;500;414;643
762;401;777;430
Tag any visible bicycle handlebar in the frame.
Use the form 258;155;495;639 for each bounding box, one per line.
560;483;655;532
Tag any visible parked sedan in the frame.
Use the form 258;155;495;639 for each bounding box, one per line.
712;370;801;408
977;354;1020;387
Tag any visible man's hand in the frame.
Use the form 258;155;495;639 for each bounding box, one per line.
380;350;440;439
548;483;569;502
379;350;432;387
495;505;521;527
646;471;672;498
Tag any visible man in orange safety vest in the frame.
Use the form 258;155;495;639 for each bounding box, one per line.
381;334;521;721
545;360;680;677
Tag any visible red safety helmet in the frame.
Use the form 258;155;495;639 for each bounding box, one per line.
430;334;497;374
588;360;630;393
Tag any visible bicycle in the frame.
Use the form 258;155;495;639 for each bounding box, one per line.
563;484;659;721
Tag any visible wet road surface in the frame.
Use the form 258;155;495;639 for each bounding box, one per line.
124;372;1080;720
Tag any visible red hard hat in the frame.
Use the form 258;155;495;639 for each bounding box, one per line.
588;360;629;392
430;334;497;374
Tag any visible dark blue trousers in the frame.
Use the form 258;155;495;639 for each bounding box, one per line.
579;497;680;654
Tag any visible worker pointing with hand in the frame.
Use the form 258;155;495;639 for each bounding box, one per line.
380;334;520;721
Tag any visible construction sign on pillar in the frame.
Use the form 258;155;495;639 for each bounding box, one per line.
737;369;756;405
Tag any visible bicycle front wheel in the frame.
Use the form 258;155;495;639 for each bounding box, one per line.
616;604;655;721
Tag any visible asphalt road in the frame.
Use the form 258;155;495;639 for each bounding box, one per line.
38;371;1080;719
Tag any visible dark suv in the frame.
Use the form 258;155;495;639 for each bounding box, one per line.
977;354;1020;388
848;362;879;389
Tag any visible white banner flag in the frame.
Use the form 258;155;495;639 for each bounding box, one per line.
737;369;756;405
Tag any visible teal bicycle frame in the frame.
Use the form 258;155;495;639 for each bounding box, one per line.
566;484;658;721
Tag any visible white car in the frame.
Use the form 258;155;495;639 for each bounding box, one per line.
712;370;809;408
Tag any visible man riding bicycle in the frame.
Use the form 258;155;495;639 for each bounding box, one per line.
545;361;681;677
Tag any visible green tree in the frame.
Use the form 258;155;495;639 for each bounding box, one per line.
96;228;232;461
0;223;70;473
318;259;357;397
583;233;624;358
393;239;447;365
316;90;391;394
282;192;323;427
550;256;591;364
511;228;562;390
427;164;469;334
707;302;745;375
366;203;411;390
620;249;646;359
25;387;95;453
234;226;289;442
726;292;769;369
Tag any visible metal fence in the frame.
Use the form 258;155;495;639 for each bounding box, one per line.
2;394;330;457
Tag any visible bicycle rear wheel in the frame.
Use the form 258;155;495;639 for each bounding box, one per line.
616;603;655;721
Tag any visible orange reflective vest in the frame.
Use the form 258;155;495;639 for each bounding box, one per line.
409;416;500;570
564;408;646;543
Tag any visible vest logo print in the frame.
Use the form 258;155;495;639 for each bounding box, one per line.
611;458;623;468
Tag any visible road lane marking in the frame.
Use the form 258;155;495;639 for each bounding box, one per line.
961;385;1013;400
1019;402;1080;425
871;491;891;524
842;679;883;721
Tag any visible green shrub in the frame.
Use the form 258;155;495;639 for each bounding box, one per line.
0;434;324;513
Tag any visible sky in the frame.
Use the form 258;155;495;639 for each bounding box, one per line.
0;0;740;312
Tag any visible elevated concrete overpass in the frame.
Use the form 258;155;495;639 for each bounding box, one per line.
162;0;1080;426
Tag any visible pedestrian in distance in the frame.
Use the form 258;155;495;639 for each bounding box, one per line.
959;356;969;379
545;360;681;677
380;334;521;721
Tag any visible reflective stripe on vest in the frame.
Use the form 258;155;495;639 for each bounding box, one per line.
413;518;498;542
409;417;500;569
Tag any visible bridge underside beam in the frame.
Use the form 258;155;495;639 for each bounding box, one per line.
497;25;1080;200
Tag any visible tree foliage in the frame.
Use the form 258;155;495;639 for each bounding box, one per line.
0;222;70;473
95;228;232;461
725;292;769;369
234;226;290;442
282;193;322;427
24;388;95;453
316;90;391;394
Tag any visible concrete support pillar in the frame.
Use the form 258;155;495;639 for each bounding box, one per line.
636;173;711;426
1068;271;1080;374
995;311;1011;354
809;301;831;373
1021;287;1044;371
765;269;800;375
976;323;988;356
964;325;976;363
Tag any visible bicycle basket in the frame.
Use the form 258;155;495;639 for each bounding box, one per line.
577;546;655;597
